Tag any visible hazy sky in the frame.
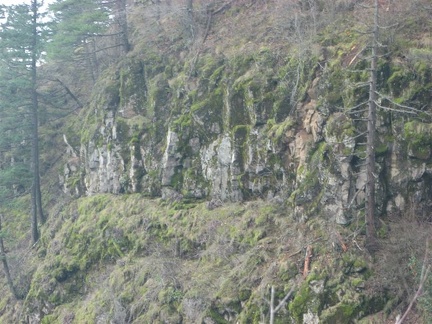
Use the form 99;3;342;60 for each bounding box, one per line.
1;0;54;6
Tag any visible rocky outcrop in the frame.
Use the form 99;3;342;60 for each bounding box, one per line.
61;39;432;227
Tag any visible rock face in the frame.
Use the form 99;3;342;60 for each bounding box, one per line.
61;45;432;225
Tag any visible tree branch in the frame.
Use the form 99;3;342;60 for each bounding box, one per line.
395;239;430;324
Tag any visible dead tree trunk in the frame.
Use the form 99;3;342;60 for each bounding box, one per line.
269;285;295;324
115;0;130;53
365;0;379;251
186;0;195;40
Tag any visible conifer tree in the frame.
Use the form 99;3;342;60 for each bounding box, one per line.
49;0;130;82
0;1;48;243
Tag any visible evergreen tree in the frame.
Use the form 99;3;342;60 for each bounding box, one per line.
0;1;48;243
0;4;34;203
49;0;130;81
49;0;110;78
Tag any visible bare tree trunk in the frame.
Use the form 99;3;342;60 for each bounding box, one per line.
269;285;275;324
30;184;39;243
186;0;193;17
0;215;19;299
53;78;83;109
268;285;295;324
115;0;130;53
84;40;97;83
365;0;379;251
186;0;195;40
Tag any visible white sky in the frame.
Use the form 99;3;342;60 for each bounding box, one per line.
1;0;54;7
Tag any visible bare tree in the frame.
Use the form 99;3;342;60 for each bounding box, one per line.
267;285;295;324
114;0;130;53
364;0;379;251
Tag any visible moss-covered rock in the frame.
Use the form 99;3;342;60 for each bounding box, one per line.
404;120;432;160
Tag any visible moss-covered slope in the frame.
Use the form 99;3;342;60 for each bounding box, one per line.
13;194;381;323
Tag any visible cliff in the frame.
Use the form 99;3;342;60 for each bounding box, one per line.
1;1;431;323
60;3;432;224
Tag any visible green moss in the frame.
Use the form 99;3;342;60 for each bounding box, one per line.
180;85;224;143
404;121;432;146
320;302;358;323
191;88;223;113
289;284;312;323
197;55;224;81
231;125;250;173
326;69;345;105
41;314;59;323
353;258;367;271
170;169;184;191
227;91;251;129
66;174;81;190
277;262;298;282
148;73;169;120
267;117;295;144
115;118;129;142
159;286;184;306
79;69;121;145
229;54;254;76
386;52;432;104
238;288;252;302
9;190;390;323
375;142;388;156
276;51;318;106
377;226;388;239
119;59;147;114
309;142;330;168
206;307;229;324
387;67;413;97
209;65;225;88
79;109;101;145
173;114;193;130
239;301;262;323
404;120;432;159
350;277;365;288
326;113;355;140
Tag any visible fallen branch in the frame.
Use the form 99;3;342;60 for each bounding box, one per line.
287;249;302;259
213;0;234;15
303;245;313;279
335;231;348;252
347;183;365;209
353;239;364;251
